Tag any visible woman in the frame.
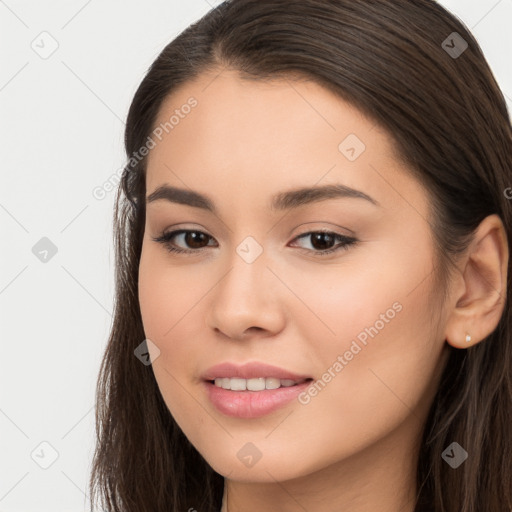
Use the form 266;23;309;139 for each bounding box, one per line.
90;1;512;511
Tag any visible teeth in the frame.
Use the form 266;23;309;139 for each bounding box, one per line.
213;377;300;390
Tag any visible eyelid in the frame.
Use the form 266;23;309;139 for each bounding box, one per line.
291;221;356;237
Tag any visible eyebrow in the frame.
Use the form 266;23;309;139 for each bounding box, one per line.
146;183;380;213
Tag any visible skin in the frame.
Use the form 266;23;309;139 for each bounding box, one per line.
138;69;508;512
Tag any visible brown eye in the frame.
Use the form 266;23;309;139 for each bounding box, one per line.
291;231;357;256
152;230;217;254
182;231;210;249
152;229;357;257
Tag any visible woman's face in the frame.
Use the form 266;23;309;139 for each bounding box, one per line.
138;69;451;482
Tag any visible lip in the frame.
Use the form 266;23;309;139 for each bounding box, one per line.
201;361;313;419
201;361;312;382
203;380;313;418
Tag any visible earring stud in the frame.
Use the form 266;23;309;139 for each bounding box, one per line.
465;333;471;343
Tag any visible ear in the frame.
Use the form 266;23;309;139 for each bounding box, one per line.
444;214;508;349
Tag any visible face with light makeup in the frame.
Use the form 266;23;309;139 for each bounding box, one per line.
138;68;455;483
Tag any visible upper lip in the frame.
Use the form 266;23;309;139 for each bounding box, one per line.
202;362;312;382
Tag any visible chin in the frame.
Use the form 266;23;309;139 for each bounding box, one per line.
198;443;319;483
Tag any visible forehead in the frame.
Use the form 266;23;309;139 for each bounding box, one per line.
150;69;379;152
145;69;428;219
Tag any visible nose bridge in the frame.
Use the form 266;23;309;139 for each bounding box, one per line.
206;236;284;338
218;237;271;308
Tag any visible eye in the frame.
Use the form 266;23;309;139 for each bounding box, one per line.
152;229;217;254
152;229;357;256
290;230;357;256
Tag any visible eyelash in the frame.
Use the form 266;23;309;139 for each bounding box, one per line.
152;229;357;257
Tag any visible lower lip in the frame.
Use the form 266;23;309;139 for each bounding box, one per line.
204;380;312;419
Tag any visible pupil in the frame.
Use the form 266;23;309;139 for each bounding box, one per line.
186;231;207;248
312;233;334;250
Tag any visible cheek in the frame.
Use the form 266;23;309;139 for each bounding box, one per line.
285;238;442;429
138;243;202;340
295;294;442;477
138;253;172;341
138;245;213;424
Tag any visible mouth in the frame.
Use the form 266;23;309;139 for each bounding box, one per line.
203;377;315;418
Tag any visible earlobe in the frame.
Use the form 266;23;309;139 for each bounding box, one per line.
444;214;508;349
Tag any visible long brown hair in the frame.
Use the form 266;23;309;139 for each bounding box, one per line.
90;1;512;510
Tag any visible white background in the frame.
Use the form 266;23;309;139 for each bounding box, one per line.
1;1;511;510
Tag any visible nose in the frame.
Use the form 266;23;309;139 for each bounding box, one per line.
205;248;286;341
